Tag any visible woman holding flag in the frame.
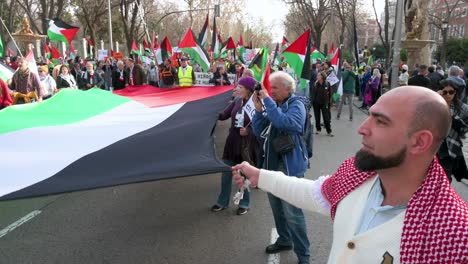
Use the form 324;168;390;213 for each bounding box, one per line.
211;76;258;215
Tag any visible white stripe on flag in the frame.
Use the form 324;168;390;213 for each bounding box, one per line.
0;101;184;197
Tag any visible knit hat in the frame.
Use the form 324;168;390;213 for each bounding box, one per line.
38;65;48;73
238;76;257;92
402;64;408;71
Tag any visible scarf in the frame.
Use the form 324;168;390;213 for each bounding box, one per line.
321;157;468;263
59;73;77;88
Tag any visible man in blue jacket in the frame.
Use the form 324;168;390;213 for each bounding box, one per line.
252;71;310;264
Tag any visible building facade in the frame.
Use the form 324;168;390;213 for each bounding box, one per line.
428;0;468;42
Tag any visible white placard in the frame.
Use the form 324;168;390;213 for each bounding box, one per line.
98;50;108;61
193;72;235;86
326;71;339;86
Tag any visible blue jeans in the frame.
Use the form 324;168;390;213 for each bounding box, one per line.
216;160;250;209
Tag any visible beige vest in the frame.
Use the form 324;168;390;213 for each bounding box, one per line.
328;177;405;264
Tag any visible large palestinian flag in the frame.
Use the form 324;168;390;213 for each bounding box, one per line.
0;86;233;200
47;18;79;45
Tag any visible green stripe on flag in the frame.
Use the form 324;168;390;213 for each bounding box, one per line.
47;30;68;44
0;88;130;134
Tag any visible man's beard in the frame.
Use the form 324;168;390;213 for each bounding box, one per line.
354;146;407;172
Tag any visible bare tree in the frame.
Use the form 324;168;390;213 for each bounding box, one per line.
427;0;463;67
372;0;391;69
283;0;332;51
119;0;144;54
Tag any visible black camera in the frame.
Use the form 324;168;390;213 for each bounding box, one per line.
254;82;262;92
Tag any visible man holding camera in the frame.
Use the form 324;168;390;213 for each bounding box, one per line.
252;71;310;264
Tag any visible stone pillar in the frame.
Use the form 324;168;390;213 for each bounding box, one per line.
100;39;104;51
36;39;41;58
83;38;88;59
115;41;119;52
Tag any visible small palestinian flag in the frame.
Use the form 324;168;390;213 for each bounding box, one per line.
131;40;140;55
51;43;62;59
179;27;210;72
198;14;209;47
47;18;79;45
0;34;3;58
87;38;94;58
44;43;51;59
283;28;312;89
143;40;152;57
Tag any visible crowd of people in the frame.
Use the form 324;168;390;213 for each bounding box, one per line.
0;54;245;109
1;49;467;263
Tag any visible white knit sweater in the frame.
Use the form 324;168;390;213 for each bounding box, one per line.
258;170;405;264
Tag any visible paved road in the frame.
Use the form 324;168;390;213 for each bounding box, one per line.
1;102;467;264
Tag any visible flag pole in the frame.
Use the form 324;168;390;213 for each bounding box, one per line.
107;0;113;51
0;16;24;57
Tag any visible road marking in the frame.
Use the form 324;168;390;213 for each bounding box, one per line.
267;228;280;264
0;210;42;239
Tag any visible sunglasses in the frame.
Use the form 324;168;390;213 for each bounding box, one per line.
440;90;456;95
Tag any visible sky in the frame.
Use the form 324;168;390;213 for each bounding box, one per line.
246;0;386;42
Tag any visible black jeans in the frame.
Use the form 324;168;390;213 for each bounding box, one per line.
312;102;331;133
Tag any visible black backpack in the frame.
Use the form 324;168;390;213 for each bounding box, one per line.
289;96;314;158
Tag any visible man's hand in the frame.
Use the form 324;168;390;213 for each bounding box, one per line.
253;93;263;112
232;161;260;188
239;127;248;136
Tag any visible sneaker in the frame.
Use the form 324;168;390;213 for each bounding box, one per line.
336;115;340;120
315;130;321;135
236;208;248;215
211;205;226;212
327;132;334;137
265;242;293;254
349;117;353;121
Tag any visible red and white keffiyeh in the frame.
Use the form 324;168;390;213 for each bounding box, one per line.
321;157;468;263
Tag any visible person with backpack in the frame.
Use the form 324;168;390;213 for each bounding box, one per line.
159;59;177;88
252;71;311;264
337;62;356;121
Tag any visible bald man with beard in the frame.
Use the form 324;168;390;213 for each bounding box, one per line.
232;86;468;264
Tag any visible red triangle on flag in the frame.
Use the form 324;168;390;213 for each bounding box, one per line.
328;42;335;55
131;40;139;52
262;63;271;96
179;27;197;48
143;40;149;50
238;34;244;47
51;44;62;59
283;29;310;55
226;37;236;50
330;48;340;67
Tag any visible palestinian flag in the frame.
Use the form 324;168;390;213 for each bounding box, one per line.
281;36;289;51
211;16;220;59
44;43;51;59
131;40;140;56
198;14;209;47
327;42;335;60
248;47;271;94
0;61;14;82
159;36;172;62
331;47;343;96
143;40;152;57
236;34;245;63
8;48;15;57
47;18;79;45
310;46;325;61
179;27;210;72
87;38;94;58
0;86;233;200
283;29;312;89
25;50;39;76
51;43;62;59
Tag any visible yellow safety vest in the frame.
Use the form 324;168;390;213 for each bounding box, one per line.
178;66;193;87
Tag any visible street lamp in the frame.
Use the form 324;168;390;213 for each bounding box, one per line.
441;19;448;70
